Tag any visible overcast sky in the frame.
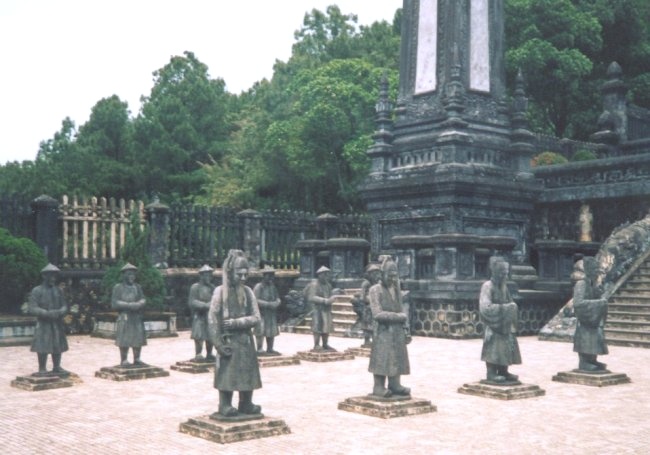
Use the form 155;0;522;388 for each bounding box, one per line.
0;0;401;165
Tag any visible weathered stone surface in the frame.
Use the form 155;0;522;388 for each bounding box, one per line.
552;370;631;387
95;364;169;381
295;350;354;362
457;382;545;400
345;346;371;358
338;395;436;419
179;414;290;444
11;372;81;391
170;359;214;374
258;355;300;368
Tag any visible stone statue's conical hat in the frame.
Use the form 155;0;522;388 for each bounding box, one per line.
198;264;214;273
366;263;381;273
121;262;138;272
316;266;331;274
261;265;276;275
41;263;60;274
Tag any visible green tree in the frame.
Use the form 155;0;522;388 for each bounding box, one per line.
133;51;233;200
0;228;47;314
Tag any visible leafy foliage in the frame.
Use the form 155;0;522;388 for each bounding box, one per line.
0;228;47;314
531;151;569;167
571;149;598;161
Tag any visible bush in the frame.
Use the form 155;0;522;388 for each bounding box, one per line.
0;228;47;314
101;214;166;311
571;149;597;162
531;151;569;167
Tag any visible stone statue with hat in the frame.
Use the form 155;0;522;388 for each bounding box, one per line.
304;266;337;351
188;264;216;361
28;263;70;376
368;257;411;397
254;265;282;356
353;263;382;348
111;263;147;366
208;250;262;418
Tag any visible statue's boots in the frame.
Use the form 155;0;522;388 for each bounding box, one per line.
218;391;238;417
266;338;281;355
322;334;337;352
256;336;266;355
51;354;70;377
34;353;49;376
238;391;262;415
486;363;506;383
578;354;599;372
119;347;131;367
498;365;518;382
133;347;145;366
388;376;411;396
372;375;392;398
205;343;216;362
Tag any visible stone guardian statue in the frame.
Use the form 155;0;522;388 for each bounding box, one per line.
188;264;216;361
479;257;521;383
111;263;147;366
29;263;69;376
304;266;337;351
368;257;411;397
254;266;282;356
573;256;609;371
208;250;262;417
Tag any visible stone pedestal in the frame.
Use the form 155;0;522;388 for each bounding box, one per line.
11;372;81;391
258;354;300;368
345;346;371;357
95;364;170;381
458;381;545;400
338;395;436;419
179;413;290;444
552;370;631;387
170;358;215;374
296;350;354;362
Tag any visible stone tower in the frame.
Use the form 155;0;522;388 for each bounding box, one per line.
359;0;542;338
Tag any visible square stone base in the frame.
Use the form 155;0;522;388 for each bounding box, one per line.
338;395;436;419
345;346;371;358
296;350;354;362
458;382;545;400
11;372;81;391
95;364;170;381
170;359;215;374
552;370;631;387
258;355;300;368
179;414;290;444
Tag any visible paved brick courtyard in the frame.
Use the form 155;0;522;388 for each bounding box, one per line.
2;331;649;454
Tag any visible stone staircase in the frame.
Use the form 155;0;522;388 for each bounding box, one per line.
606;260;650;348
293;290;360;337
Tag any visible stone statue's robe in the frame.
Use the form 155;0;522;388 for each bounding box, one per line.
368;283;410;377
111;283;147;348
208;285;262;391
305;280;333;334
479;280;522;366
253;282;280;338
29;285;69;354
573;279;608;356
188;282;214;341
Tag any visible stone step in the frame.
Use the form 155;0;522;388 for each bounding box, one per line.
603;335;650;349
608;302;650;313
607;311;650;322
606;319;650;331
617;289;650;297
604;327;650;342
332;311;358;322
